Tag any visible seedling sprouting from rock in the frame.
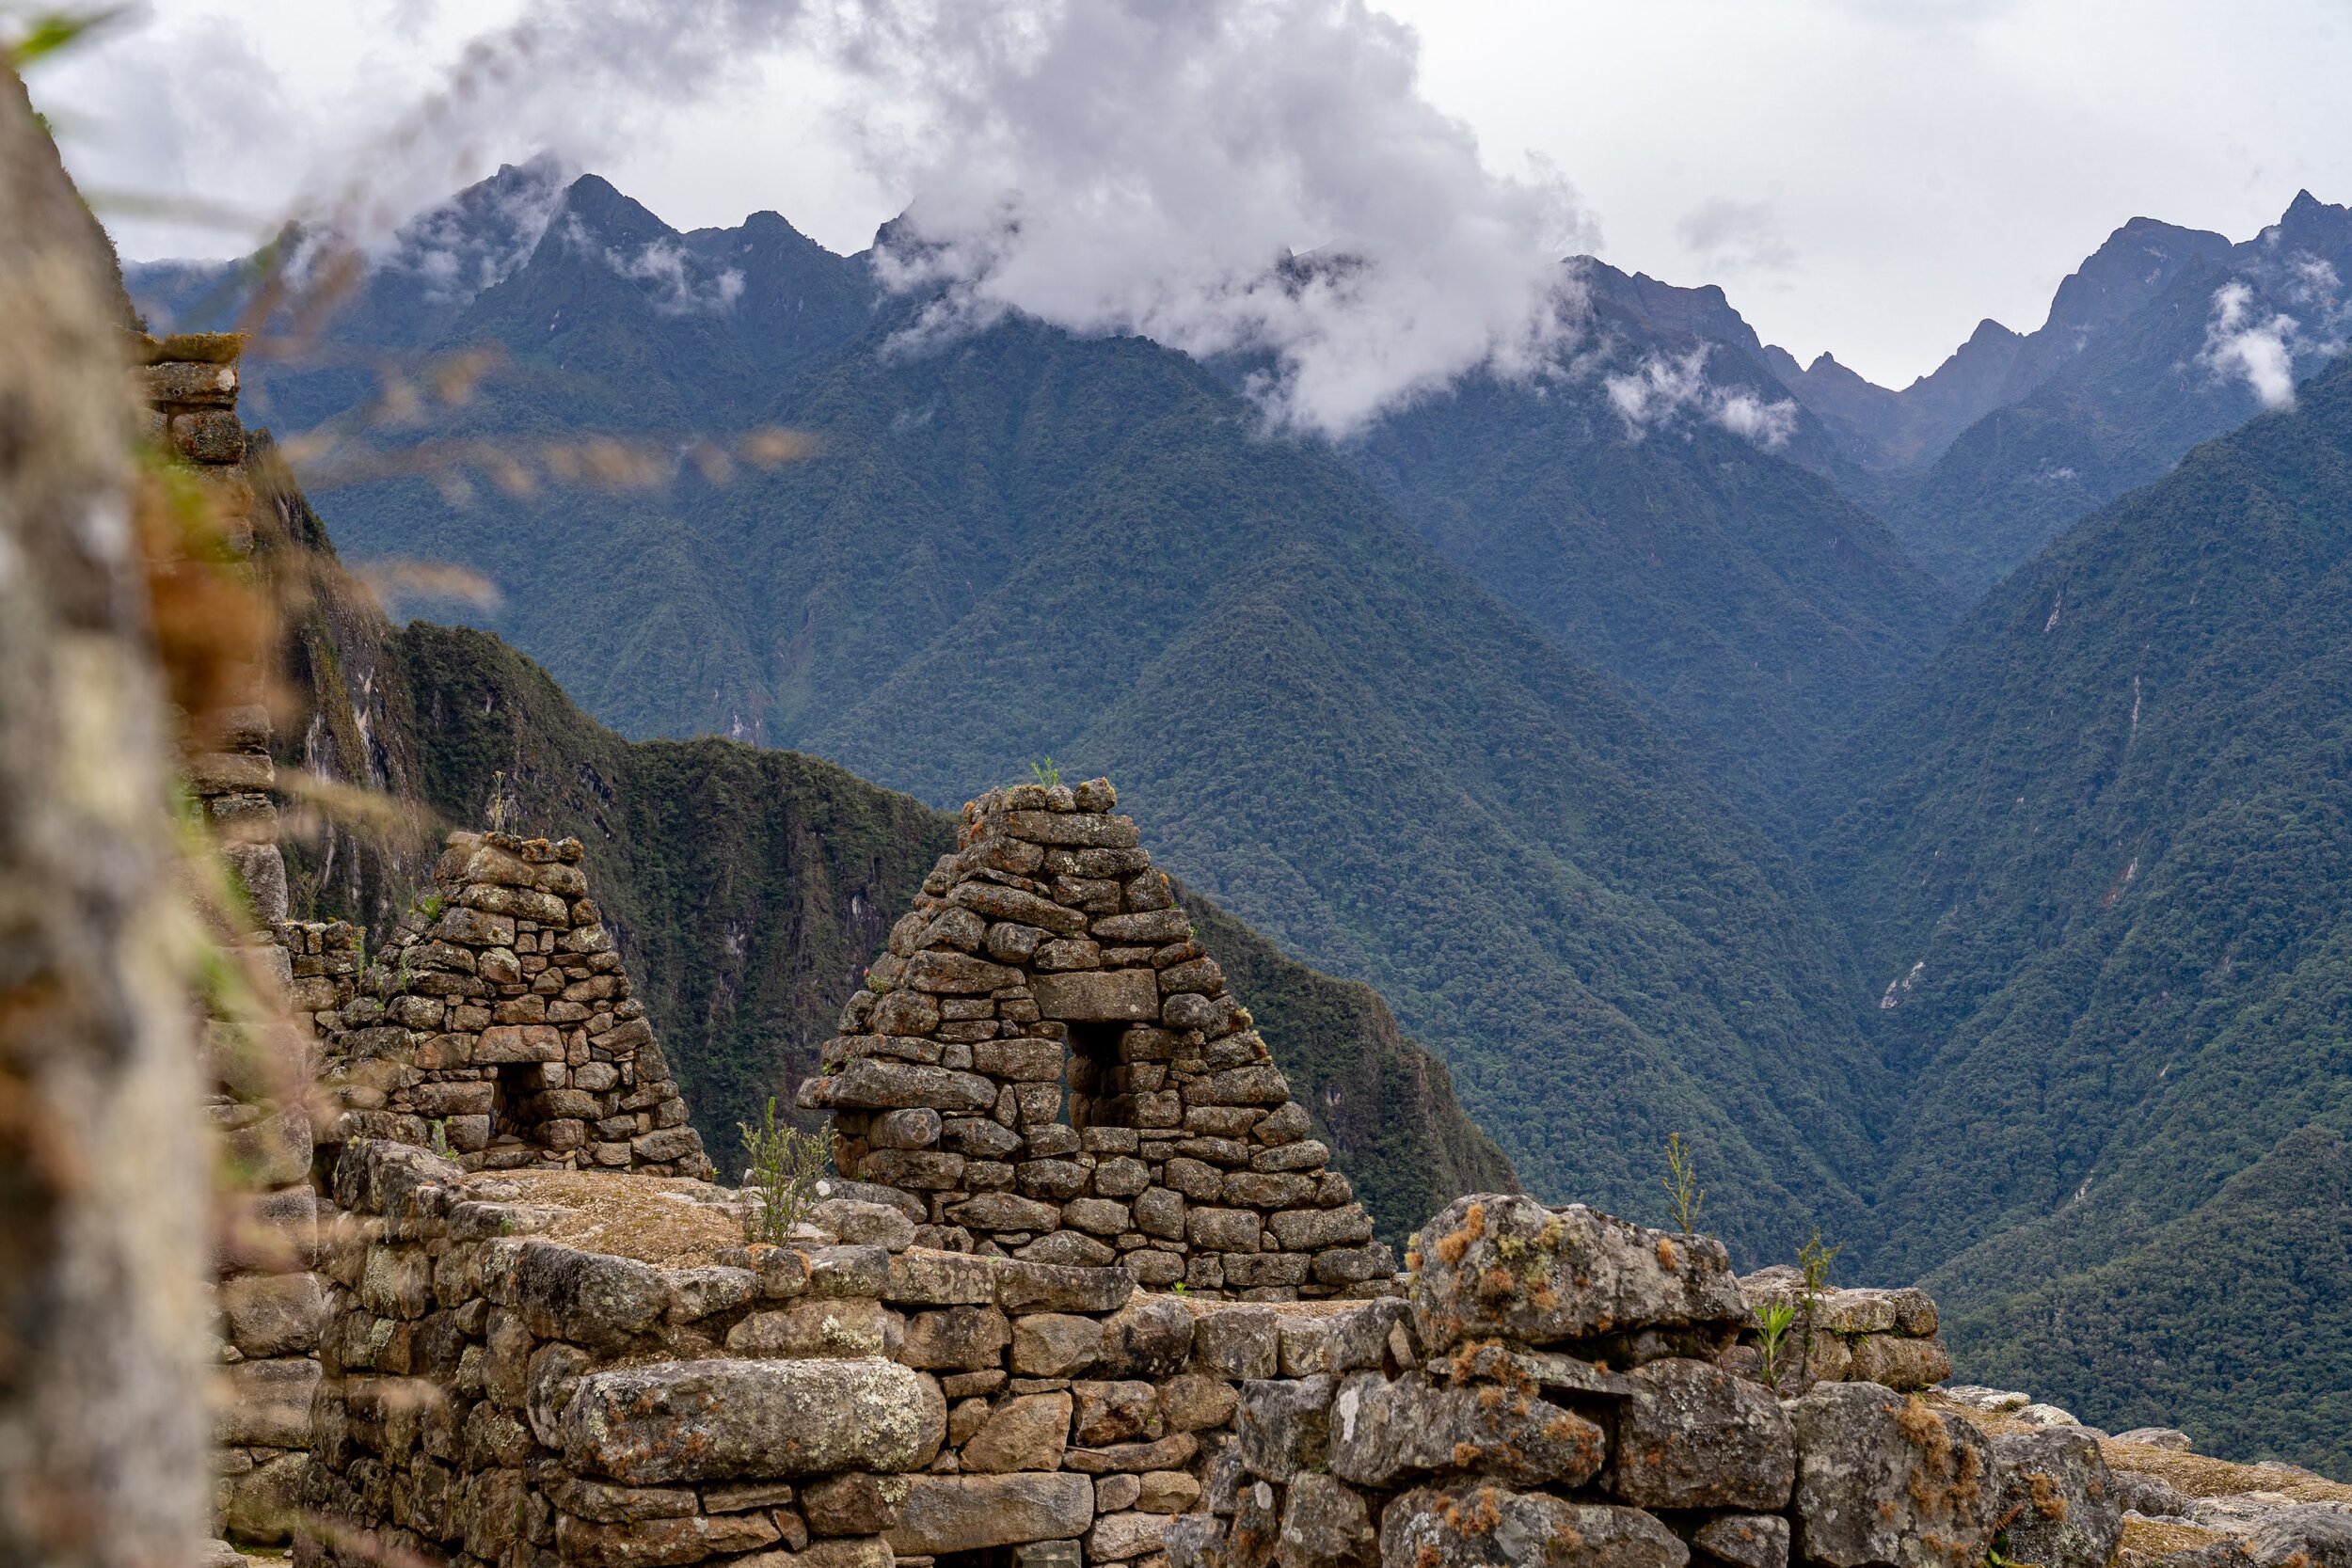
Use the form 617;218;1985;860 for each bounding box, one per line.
1661;1132;1705;1234
740;1097;833;1245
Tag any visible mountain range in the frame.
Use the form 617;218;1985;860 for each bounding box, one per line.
130;165;2352;1472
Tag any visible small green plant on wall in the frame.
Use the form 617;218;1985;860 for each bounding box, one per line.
739;1098;834;1246
1661;1132;1704;1234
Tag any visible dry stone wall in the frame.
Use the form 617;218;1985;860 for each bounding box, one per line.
1731;1269;1953;1393
803;779;1391;1299
317;830;714;1179
298;1150;2030;1568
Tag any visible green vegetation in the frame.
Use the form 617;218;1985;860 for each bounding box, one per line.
1350;347;1955;818
1805;352;2352;1475
739;1098;833;1245
1661;1132;1704;1235
1754;1302;1798;1388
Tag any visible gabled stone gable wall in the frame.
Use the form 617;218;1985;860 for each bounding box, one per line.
802;778;1392;1299
315;830;713;1179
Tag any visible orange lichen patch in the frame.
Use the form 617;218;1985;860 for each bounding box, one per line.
1475;1386;1505;1410
1476;1266;1518;1302
2027;1471;2070;1520
1454;1442;1484;1467
1656;1237;1679;1271
477;1169;743;1268
1435;1202;1487;1268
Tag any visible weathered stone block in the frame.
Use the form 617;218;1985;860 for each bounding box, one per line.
1190;1207;1263;1252
1410;1195;1743;1353
1848;1334;1953;1391
1694;1515;1790;1568
1606;1356;1793;1510
993;1258;1136;1315
1012;1312;1104;1376
1090;1511;1172;1562
728;1297;906;1358
221;1272;325;1358
963;1390;1074;1473
1327;1370;1605;1490
1074;1379;1166;1446
951;880;1090;934
1002;810;1140;847
901;1304;1010;1370
1379;1487;1689;1568
888;1472;1096;1556
1788;1382;1996;1568
801;1471;914;1536
1095;1293;1195;1379
215;1357;320;1448
803;1059;999;1112
1990;1429;2122;1568
1034;969;1161;1022
510;1239;670;1348
905;951;1024;994
1275;1472;1375;1568
476;1023;564;1064
1268;1205;1375;1251
1193;1306;1280;1379
554;1510;781;1566
563;1358;945;1483
1238;1374;1336;1481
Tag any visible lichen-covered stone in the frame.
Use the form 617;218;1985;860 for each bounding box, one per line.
1410;1196;1744;1352
1327;1370;1606;1490
1990;1428;2122;1568
1694;1514;1790;1568
1788;1382;1997;1568
1238;1374;1337;1481
1606;1357;1794;1510
561;1357;945;1483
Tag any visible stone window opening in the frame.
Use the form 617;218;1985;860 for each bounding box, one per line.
1062;1022;1123;1132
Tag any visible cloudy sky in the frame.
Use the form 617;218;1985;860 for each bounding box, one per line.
34;0;2352;390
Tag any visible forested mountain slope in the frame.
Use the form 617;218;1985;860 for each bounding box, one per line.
1804;354;2352;1473
253;446;1518;1239
1352;260;1953;814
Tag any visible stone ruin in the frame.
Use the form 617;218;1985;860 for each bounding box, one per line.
317;830;714;1180
294;1145;2044;1568
803;779;1389;1299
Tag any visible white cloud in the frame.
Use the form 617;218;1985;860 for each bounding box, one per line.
2201;280;2301;411
570;223;748;315
850;0;1597;435
1603;345;1799;449
1675;198;1795;277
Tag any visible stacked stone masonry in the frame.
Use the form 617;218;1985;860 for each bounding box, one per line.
145;328;341;1548
803;779;1391;1299
1730;1269;1952;1392
299;1151;2074;1568
317;830;714;1180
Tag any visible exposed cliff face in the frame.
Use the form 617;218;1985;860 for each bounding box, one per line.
252;470;1515;1239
